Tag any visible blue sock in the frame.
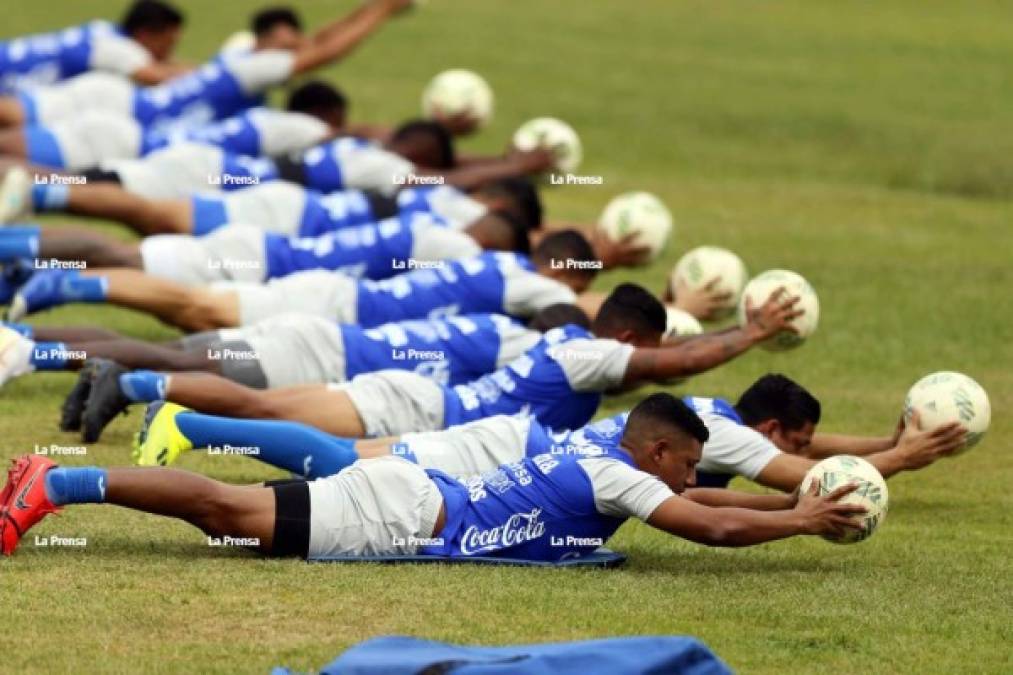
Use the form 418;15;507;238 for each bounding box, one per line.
118;371;168;402
176;412;359;478
44;467;107;506
190;196;229;236
30;341;70;370
31;183;70;211
60;272;107;302
0;226;40;261
2;322;33;338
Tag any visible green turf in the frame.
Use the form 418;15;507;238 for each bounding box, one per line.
2;1;1012;672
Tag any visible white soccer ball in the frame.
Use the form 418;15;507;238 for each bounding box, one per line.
220;31;256;55
664;305;703;340
737;269;819;351
421;69;494;127
904;371;991;453
799;455;889;544
596;192;673;261
512;117;583;173
670;246;749;319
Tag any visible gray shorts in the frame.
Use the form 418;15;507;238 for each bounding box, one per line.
398;414;533;477
106;142;224;199
221;182;308;236
140;225;267;285
181;313;347;388
331;370;445;437
307;456;443;557
29;72;134;125
49;111;142;171
211;270;358;326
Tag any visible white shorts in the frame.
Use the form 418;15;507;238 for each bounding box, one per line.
106;142;224;199
25;72;134;125
221;182;309;236
398;414;532;477
332;370;445;437
212;269;358;326
307;456;443;557
140;225;267;285
47;111;142;171
217;313;347;387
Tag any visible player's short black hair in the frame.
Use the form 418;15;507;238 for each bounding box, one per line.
627;393;710;444
391;120;456;169
476;178;543;230
286;81;347;118
487;210;531;255
530;229;597;280
121;0;184;34
252;7;302;36
528;303;591;332
593;283;666;337
735;373;822;430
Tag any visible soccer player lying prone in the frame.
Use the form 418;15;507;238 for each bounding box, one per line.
0;81;347;172
128;375;967;494
0;394;870;560
4;231;602;330
0;0;187;93
0;0;414;130
0;207;531;285
57;283;802;443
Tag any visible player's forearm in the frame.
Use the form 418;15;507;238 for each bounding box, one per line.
683;488;794;511
311;1;377;43
635;327;761;382
295;1;398;73
807;433;894;459
655;507;808;547
862;448;909;480
433;157;537;191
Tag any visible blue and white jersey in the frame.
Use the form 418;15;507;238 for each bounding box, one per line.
0;21;151;92
442;324;634;431
342;314;540;386
142;108;330;158
263;212;479;281
396;185;489;229
353;251;578;328
420;447;674;561
133;50;295;131
300;137;416;196
297;190;379;237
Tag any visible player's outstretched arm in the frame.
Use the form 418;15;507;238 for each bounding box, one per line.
292;0;414;75
130;60;192;86
622;289;801;385
647;481;865;547
682;488;796;511
415;149;557;191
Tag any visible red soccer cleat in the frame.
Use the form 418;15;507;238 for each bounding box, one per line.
1;455;61;556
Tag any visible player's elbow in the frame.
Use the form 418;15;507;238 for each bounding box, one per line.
700;519;752;548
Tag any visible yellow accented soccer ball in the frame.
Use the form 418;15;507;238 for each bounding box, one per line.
800;455;888;544
421;69;494;127
512;117;582;173
737;269;819;351
904;371;991;453
597;192;673;261
670;246;748;319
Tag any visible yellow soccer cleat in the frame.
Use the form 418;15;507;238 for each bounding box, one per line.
132;401;194;466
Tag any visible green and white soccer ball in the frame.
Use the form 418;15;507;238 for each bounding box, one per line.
670;246;749;319
421;69;494;127
663;305;703;340
737;269;819;351
800;455;889;544
904;371;991;453
512;117;583;173
597;192;674;261
220;31;256;55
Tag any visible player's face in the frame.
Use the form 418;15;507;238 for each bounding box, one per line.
259;25;306;51
137;27;182;61
656;439;702;494
768;421;816;454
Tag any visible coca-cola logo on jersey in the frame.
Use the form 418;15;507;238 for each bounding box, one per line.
460;509;546;555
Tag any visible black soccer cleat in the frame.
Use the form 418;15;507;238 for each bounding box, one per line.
59;359;99;432
80;359;132;443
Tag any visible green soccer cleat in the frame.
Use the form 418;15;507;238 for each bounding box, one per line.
132;401;194;467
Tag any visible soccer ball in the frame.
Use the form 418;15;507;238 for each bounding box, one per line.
220;31;256;55
663;305;703;340
421;69;494;127
799;455;889;544
512;117;583;173
904;371;991;453
669;246;748;319
597;192;674;261
737;269;819;351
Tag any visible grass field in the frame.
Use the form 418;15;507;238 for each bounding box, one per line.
2;1;1012;672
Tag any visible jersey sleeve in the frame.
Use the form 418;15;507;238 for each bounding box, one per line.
549;338;634;392
88;35;152;75
578;457;675;520
227;50;296;94
253;110;331;156
411;224;482;264
501;268;578;317
338;145;415;196
697;413;783;479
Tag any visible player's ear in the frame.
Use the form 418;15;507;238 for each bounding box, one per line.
754;418;779;438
